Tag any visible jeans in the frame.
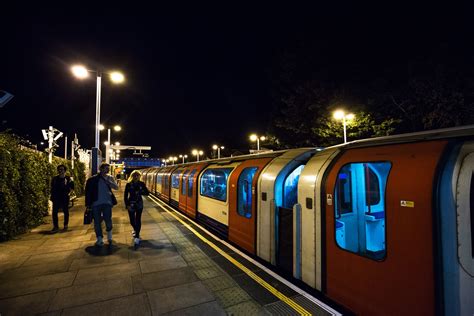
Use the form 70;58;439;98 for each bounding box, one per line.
52;202;69;228
128;208;143;238
92;204;113;238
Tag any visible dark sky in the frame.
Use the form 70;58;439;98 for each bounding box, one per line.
1;4;473;158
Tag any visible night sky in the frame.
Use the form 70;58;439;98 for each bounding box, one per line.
1;4;473;159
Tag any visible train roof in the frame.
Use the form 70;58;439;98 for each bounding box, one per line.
331;124;474;150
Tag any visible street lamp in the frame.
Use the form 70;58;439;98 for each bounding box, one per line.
333;110;355;143
179;154;188;163
101;125;122;164
71;64;125;174
249;134;266;152
192;149;204;161
212;144;225;159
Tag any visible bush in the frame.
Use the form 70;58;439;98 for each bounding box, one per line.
0;132;86;241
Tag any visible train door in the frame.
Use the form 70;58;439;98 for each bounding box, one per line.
228;158;273;254
184;163;207;218
277;164;304;274
170;168;184;208
179;169;191;213
323;141;447;315
454;149;474;316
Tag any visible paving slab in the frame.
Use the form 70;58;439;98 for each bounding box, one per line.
138;254;187;274
0;271;76;299
162;301;226;316
132;267;198;293
0;260;73;281
0;290;56;316
146;281;215;315
60;293;151;316
74;262;141;285
48;278;133;311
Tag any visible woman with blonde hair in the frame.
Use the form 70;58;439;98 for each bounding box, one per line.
124;170;149;247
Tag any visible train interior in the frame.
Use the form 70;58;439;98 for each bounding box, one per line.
334;162;391;260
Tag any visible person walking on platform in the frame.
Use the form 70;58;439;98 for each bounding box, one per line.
85;163;118;246
50;164;74;232
124;170;149;247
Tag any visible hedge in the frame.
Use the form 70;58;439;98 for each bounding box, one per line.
0;133;86;241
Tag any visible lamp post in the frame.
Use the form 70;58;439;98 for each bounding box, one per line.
71;65;124;174
179;154;188;163
249;134;266;152
192;149;204;162
212;144;224;159
333;110;355;143
101;125;121;164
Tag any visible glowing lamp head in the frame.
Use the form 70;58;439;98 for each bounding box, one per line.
250;134;257;141
346;113;355;120
110;72;125;83
114;125;122;131
213;145;218;150
71;65;89;79
333;110;345;120
99;124;105;131
192;149;198;156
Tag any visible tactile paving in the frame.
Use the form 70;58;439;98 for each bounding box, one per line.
214;286;252;308
226;300;266;316
203;275;236;292
194;266;223;280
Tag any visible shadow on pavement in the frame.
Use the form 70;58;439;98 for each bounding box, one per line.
139;240;168;250
85;244;121;256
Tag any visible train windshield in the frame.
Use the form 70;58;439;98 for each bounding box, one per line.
334;162;391;260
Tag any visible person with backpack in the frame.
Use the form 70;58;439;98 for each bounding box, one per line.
50;164;74;232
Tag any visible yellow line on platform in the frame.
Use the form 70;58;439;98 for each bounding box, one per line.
147;195;312;316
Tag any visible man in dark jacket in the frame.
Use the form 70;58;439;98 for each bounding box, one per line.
50;164;74;232
85;163;118;246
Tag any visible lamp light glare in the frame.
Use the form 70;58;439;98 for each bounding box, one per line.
110;72;125;83
71;65;89;79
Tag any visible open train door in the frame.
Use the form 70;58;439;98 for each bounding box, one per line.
228;157;273;254
323;141;447;315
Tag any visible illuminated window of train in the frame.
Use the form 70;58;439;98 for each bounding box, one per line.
181;170;191;195
200;168;233;202
171;169;184;189
283;165;304;209
334;162;391;260
237;167;258;218
188;170;197;197
156;173;162;187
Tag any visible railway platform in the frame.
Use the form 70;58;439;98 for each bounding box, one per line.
0;186;342;315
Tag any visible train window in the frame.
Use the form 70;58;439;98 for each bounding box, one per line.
181;170;190;195
283;165;304;209
334;162;391;260
171;169;184;189
188;169;197;197
237;167;258;218
200;168;233;202
156;173;162;187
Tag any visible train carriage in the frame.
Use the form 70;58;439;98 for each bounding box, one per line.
149;125;474;315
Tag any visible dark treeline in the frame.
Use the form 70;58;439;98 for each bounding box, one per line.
265;6;474;148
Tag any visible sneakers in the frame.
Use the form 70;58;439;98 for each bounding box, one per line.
50;227;59;233
131;230;136;237
134;237;140;245
107;231;113;244
62;226;68;231
95;236;104;246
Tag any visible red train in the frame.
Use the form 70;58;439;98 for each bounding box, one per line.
141;126;474;315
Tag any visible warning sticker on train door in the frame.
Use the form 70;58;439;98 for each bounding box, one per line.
327;194;333;205
400;200;415;208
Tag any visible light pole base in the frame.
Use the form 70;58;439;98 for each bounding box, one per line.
91;147;102;175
